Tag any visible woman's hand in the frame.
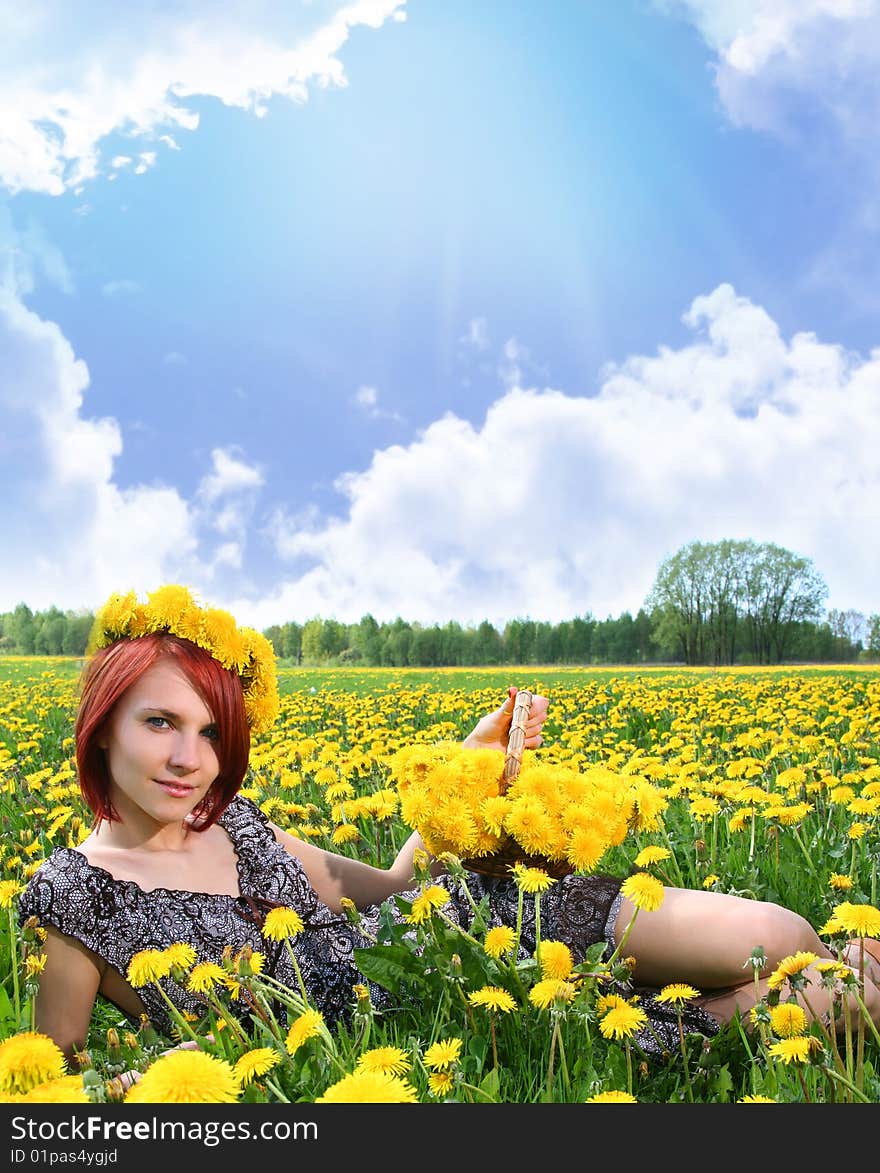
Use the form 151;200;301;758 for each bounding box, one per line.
462;686;549;753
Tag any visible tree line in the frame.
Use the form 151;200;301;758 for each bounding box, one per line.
2;540;878;666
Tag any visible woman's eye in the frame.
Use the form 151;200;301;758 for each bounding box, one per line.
202;727;220;743
146;716;169;728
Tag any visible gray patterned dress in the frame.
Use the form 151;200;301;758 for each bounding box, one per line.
19;794;719;1056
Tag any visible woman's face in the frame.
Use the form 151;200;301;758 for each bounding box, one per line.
99;659;221;827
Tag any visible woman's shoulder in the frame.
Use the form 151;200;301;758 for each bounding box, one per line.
18;845;112;925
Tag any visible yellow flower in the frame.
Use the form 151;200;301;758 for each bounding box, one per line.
529;978;577;1009
484;925;517;959
823;901;880;938
767;1036;817;1065
848;823;868;841
331;825;360;846
407;885;450;925
467;986;517;1013
165;942;196;970
25;954;46;978
596;992;629;1014
767;951;818;990
89;585;279;735
285;1009;325;1054
16;1074;89;1103
620;872;665;912
0;1032;66;1095
234;1048;280;1086
633;846;671;868
769;1003;807;1038
127;949;174;987
586;1090;638;1102
186;962;226;993
126;1050;241;1103
537;940;574;980
739;1094;776;1102
428;1071;455;1097
829;874;854;891
599;1002;649;1040
316;1070;419;1103
261;907;305;941
423;1038;463;1070
655;983;700;1005
356;1047;411;1076
512;865;556;895
702;874;719;889
0;880;22;908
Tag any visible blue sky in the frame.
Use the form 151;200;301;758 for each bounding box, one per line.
2;0;880;631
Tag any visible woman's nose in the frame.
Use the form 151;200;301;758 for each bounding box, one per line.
167;731;202;772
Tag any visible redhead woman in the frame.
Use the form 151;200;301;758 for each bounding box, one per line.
19;586;880;1067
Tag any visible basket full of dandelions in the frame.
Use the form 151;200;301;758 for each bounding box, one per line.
388;690;669;879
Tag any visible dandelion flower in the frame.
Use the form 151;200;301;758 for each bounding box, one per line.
767;952;819;990
186;962;226;993
537;940;574;980
529;979;577;1009
599;1002;649;1041
620;872;665;912
829;874;854;891
0;880;22;908
261;907;305;941
17;1074;89;1103
285;1009;325;1054
127;949;174;987
234;1048;280;1086
484;925;517;959
428;1071;455;1097
825;901;880;938
769;1003;807;1038
467;986;517;1013
586;1090;637;1103
423;1038;463;1070
655;983;700;1006
633;847;671;868
407;886;450;925
356;1046;411;1076
0;1032;66;1096
512;865;556;895
316;1070;418;1103
126;1050;241;1103
767;1037;816;1065
165;942;196;970
739;1094;776;1103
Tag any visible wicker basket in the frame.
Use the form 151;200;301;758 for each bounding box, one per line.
461;688;574;880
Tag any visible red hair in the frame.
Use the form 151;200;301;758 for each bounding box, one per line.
75;633;250;830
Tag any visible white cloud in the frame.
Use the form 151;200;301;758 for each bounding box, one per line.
657;1;880;141
351;383;404;422
0;282;201;611
0;0;408;196
238;282;879;629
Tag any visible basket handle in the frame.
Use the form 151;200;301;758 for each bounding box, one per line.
502;688;533;786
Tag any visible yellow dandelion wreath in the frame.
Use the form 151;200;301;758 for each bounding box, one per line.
88;584;279;735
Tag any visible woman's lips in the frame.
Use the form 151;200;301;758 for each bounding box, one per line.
155;779;194;798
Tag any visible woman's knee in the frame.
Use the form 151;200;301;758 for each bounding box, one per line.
748;901;821;970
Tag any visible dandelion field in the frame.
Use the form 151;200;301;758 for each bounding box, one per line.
2;658;880;1104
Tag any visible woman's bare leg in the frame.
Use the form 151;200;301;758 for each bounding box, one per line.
613;887;880;1028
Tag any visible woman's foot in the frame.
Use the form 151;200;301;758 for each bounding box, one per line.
842;938;880;986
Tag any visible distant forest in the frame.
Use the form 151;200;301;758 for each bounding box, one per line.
2;540;879;667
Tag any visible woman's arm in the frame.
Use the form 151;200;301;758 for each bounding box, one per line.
271;688;549;911
35;927;103;1064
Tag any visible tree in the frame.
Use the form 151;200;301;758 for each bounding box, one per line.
739;542;827;663
646;539;829;665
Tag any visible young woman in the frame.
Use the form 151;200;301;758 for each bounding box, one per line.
19;586;880;1065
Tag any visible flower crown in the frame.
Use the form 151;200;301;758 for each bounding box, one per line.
87;584;280;736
